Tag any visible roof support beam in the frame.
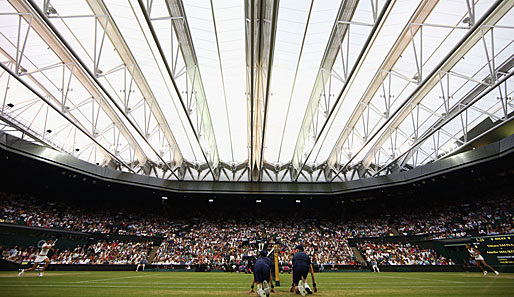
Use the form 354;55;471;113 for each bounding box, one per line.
379;59;514;176
360;0;513;166
85;0;184;172
11;0;149;166
244;0;280;181
330;0;513;181
137;0;221;181
24;0;188;179
327;0;439;170
0;48;98;146
0;110;58;151
291;0;393;181
0;61;135;172
0;48;114;164
290;0;359;181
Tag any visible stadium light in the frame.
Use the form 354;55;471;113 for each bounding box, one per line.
161;196;168;200
256;200;262;203
208;199;214;203
295;200;301;204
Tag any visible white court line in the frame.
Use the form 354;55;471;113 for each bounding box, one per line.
76;275;150;283
2;284;514;289
0;281;503;285
45;272;93;275
375;275;465;283
131;275;252;277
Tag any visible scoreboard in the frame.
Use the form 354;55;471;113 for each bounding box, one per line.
474;235;514;265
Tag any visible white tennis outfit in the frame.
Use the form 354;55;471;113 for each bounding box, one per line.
35;243;51;263
468;247;484;261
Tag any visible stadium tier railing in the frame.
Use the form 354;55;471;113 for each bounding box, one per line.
0;223;164;245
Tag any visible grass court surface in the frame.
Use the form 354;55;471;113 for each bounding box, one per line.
1;271;513;296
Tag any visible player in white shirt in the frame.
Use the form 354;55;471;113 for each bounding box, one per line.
136;254;147;272
465;244;499;276
18;239;55;277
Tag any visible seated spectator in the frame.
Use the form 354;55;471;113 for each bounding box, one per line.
0;240;152;265
357;241;454;266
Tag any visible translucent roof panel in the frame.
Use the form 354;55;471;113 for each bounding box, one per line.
181;0;247;164
265;0;340;164
0;0;512;182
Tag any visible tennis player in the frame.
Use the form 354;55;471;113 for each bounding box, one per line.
18;239;55;277
465;244;499;276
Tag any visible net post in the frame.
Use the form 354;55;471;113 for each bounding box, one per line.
274;244;280;286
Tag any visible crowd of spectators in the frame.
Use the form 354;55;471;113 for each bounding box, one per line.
0;240;152;265
0;194;395;239
0;193;171;237
7;195;513;240
394;198;514;238
0;193;513;267
345;218;394;238
152;218;357;266
357;241;454;266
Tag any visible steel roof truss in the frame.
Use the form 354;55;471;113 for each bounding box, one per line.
244;0;280;181
291;0;392;182
329;0;512;182
326;0;440;172
9;0;152;168
0;47;122;165
43;0;185;178
139;0;220;180
374;56;514;176
0;61;135;171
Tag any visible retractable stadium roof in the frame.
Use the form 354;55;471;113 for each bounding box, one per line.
0;0;513;183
